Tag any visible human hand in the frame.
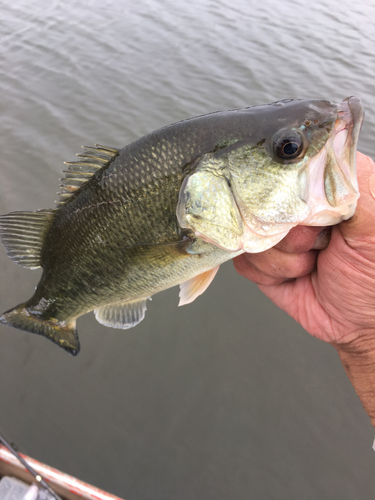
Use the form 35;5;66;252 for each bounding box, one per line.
234;152;375;424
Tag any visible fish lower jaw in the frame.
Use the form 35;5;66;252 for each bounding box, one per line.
240;223;293;253
302;201;357;226
302;184;359;225
194;223;293;254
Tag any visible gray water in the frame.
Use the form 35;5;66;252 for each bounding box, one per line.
0;0;375;498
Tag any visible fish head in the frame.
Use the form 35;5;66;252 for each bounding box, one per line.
177;97;364;253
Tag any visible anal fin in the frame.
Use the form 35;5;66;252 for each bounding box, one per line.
179;266;220;306
94;298;149;329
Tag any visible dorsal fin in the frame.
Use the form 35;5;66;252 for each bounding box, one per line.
0;209;55;269
56;144;119;206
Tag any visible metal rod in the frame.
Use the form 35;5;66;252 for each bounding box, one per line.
0;434;62;500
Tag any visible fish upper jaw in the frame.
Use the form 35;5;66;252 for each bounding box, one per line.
300;96;364;226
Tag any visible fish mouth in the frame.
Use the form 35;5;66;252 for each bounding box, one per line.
302;96;364;225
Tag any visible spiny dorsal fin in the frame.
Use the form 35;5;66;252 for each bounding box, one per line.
56;144;119;206
0;209;55;269
94;298;149;329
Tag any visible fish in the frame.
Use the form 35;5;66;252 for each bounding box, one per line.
0;96;364;355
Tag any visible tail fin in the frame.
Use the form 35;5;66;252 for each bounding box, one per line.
0;303;80;356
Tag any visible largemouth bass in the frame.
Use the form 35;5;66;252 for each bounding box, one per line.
0;97;364;355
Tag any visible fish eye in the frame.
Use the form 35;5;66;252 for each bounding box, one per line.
273;131;305;160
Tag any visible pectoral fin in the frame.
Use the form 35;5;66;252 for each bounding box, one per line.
94;298;149;329
179;266;220;306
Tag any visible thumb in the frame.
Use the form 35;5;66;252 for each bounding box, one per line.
339;152;375;247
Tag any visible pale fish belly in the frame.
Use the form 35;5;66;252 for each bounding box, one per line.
111;238;244;308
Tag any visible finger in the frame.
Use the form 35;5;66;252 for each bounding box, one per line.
340;152;375;245
233;247;318;286
275;225;330;253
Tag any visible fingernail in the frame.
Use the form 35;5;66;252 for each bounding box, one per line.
369;173;375;200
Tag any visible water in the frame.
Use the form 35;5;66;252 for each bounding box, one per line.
0;0;374;498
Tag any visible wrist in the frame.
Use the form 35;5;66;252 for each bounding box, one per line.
332;330;375;427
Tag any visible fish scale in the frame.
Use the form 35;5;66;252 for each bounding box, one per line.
0;97;364;354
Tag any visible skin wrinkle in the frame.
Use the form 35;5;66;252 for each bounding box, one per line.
328;230;375;291
317;223;373;329
260;272;336;340
313;280;372;335
323;243;375;292
343;210;375;241
290;275;316;334
312;267;375;333
344;233;375;258
297;276;335;339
